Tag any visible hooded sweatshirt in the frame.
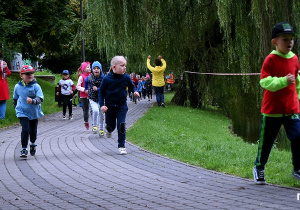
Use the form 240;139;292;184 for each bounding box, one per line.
13;79;44;120
99;71;136;107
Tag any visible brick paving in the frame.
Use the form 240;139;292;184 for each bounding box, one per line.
0;97;300;209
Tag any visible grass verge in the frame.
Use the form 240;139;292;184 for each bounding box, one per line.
0;71;77;128
127;92;300;188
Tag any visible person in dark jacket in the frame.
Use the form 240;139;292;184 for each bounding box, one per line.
99;56;139;155
85;61;105;137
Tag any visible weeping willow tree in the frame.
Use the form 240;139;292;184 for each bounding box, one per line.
84;0;300;145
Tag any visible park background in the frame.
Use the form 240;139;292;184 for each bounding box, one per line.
1;0;300;186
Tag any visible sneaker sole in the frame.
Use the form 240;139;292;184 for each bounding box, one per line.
20;154;27;158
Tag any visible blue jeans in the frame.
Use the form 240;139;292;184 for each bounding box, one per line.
19;117;39;148
0;100;6;119
153;86;164;106
105;104;128;148
255;114;300;170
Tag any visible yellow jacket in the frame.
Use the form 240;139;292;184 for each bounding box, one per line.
147;58;167;87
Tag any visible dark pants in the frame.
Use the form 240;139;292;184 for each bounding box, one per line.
153;86;164;106
81;98;89;122
105;105;128;148
61;94;73;115
142;89;146;99
255;114;300;170
19;117;38;148
146;89;152;99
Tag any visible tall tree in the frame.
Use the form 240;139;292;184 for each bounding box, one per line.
84;0;300;143
0;0;81;72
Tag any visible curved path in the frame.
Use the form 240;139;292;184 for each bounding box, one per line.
0;98;299;210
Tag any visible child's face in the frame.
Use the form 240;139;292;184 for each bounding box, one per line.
93;67;101;76
84;64;91;73
112;58;127;75
62;74;69;79
21;72;34;84
272;34;294;54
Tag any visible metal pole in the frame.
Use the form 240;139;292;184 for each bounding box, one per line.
80;0;85;62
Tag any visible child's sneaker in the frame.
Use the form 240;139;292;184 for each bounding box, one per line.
30;144;37;156
293;169;300;181
20;149;28;158
99;129;104;137
161;103;166;108
62;115;66;120
92;126;98;133
253;166;266;185
106;131;111;138
69;114;73;120
84;122;89;130
118;147;127;155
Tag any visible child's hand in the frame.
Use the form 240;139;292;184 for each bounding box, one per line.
70;90;73;94
134;91;140;97
26;97;33;104
101;106;108;113
158;55;162;59
148;55;151;59
56;92;59;96
93;86;98;91
286;73;295;85
84;90;88;94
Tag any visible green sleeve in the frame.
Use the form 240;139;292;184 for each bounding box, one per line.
296;75;300;100
260;76;288;92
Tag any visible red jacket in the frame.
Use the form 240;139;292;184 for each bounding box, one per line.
0;65;11;101
260;53;299;114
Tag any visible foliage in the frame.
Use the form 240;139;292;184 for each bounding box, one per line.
0;0;82;72
85;0;300;145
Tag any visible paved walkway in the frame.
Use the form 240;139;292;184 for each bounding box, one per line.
0;98;300;210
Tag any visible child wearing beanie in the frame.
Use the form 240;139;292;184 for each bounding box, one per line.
84;61;105;137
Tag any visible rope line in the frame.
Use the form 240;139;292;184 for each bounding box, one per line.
184;71;261;76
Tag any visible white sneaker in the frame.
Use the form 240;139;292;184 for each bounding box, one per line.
118;147;127;155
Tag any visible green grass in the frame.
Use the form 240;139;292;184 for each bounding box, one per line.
0;71;77;128
127;92;300;188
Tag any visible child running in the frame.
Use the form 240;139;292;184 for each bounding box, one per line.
13;65;44;158
99;56;139;155
253;21;300;184
56;70;75;119
76;61;91;130
85;61;105;137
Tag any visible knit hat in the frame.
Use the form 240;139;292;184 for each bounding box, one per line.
20;65;35;75
92;61;102;73
81;61;90;72
272;22;297;39
62;70;69;74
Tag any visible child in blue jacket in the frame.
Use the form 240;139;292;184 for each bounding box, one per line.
99;56;139;155
13;65;44;158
